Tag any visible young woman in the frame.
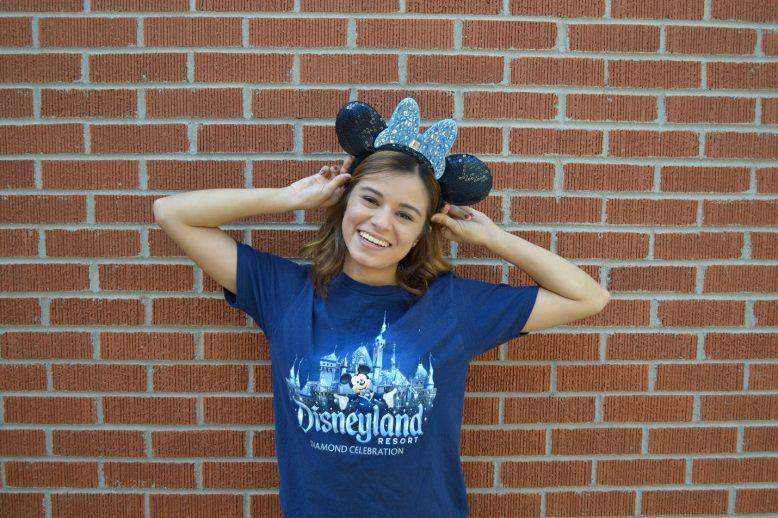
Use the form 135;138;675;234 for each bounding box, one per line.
153;106;609;518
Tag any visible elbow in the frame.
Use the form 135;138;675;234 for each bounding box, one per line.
593;290;610;312
152;197;168;223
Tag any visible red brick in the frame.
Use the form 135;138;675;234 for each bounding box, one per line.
607;333;697;361
609;60;701;88
406;0;500;14
612;0;704;19
0;17;32;46
0;125;83;154
104;396;197;425
666;96;755;123
154;365;249;392
198;124;294;153
466;365;549;393
667;26;757;55
567;94;656;121
0;54;80;82
145;17;242;46
705;265;778;293
511;57;604;86
553;428;642;454
0;365;46;391
252;89;349;119
704;200;778;226
753;230;778;257
6;462;98;488
105;462;196;489
735;489;778;514
0;430;46;456
0;299;41;325
203;461;279;489
510;0;604;17
463;20;555;49
609;130;698;157
712;0;778;22
656;364;744;391
764;30;778;55
358;18;451;49
92;124;188;154
299;0;394;12
0;264;89;292
654;230;743;259
147;88;242;118
46;229;141;257
94;194;160;224
153;431;245;457
606;394;694;422
744;427;778;452
0;88;33;117
40;17;136;47
147;159;244;191
5;397;96;424
356;90;455;119
0;229;38;257
0;332;92;360
101;332;196;361
51;494;144;518
153;297;246;326
204;396;274;424
461;429;545;456
95;0;189;10
0;160;34;188
53;364;147;392
763;98;778;124
558;365;648;392
650;427;737;454
609;265;695;292
703;395;778;420
150;494;243;518
642;490;727;515
563;163;653;191
502;461;590;487
99;264;194;291
510;128;602;156
708;62;778;90
659;300;745;327
0;195;85;224
0;0;82;10
599;459;685;485
91;53;187;83
706;333;778;359
706;132;778;159
464;91;556;120
49;298;145;326
53;430;145;457
751;364;778;390
195;0;294;12
607;199;697;225
505;396;595;423
548;491;635;517
409;54;502;84
695;458;778;483
42;160;139;190
196;53;293;82
41;89;136;118
512;195;601;224
569;24;659;52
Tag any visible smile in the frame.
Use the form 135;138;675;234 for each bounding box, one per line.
358;230;390;248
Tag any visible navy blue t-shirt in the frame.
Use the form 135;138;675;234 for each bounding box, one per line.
223;240;539;518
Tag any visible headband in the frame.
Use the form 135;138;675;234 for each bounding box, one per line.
335;97;493;206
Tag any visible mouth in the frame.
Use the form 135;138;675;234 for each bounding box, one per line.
357;230;391;249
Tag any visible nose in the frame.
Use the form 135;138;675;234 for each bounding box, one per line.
370;205;392;230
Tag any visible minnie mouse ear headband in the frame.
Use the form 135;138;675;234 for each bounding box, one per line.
335;97;492;206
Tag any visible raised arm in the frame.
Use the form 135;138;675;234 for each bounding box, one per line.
152;158;353;294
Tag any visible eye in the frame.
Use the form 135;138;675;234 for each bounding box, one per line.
399;212;414;221
362;196;378;205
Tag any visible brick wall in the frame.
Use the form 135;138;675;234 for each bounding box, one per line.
1;0;777;517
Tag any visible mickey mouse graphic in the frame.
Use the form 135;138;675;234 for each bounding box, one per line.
334;364;397;412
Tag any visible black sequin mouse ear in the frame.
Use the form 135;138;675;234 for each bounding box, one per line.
438;154;493;206
335;101;386;158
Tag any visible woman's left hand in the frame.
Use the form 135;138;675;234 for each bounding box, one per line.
430;203;502;247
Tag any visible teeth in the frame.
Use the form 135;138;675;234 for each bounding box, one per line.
359;231;389;247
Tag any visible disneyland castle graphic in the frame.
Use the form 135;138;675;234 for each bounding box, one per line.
285;313;437;445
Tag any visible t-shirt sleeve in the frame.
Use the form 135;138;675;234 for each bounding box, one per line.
222;239;308;334
451;274;540;359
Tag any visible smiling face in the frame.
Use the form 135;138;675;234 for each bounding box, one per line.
341;171;430;286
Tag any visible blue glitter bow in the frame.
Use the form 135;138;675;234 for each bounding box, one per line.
373;98;458;180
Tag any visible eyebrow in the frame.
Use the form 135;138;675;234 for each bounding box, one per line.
359;186;422;217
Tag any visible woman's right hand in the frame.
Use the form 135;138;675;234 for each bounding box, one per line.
286;156;354;210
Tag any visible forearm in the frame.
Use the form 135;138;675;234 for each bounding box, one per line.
153;187;297;227
484;229;609;304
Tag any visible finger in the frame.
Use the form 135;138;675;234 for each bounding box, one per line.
446;204;468;219
431;213;454;229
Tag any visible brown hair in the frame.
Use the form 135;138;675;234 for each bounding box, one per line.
299;150;452;298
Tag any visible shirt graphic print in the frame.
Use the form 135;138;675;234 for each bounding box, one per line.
286;312;436;454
